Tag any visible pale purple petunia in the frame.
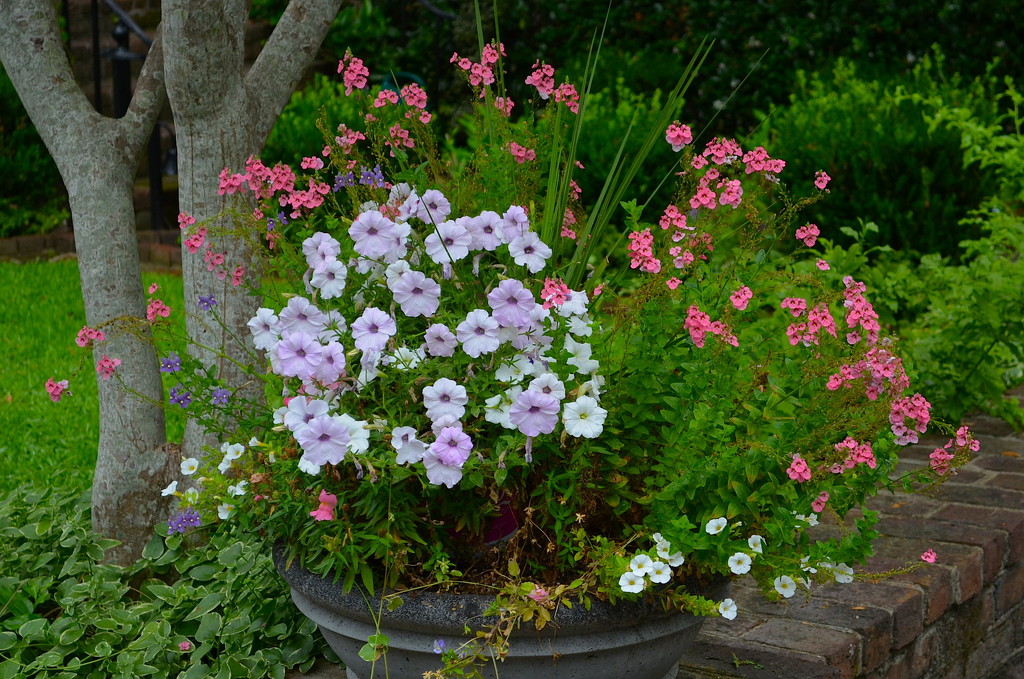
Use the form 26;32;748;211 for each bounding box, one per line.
310;259;348;299
422;377;468;421
391;426;427;465
509;389;560;437
422;426;473;488
314;341;346;384
423;323;458;357
351;307;397;354
456;309;500;357
284;396;330;434
502;205;530;241
349;210;400;259
424;220;473;264
248;307;282;351
415;188;452;225
391;270;442;317
296;414;351;466
275;332;324;379
469;210;505;251
507;232;552;274
302;232;341;270
279;297;326;336
487;279;537;328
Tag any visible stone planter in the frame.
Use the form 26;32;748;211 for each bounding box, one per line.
275;547;728;679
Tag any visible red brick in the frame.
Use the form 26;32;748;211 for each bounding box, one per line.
987;472;1024;491
815;581;923;650
996;562;1024;619
741;618;860;676
680;639;844;678
933;482;1024;510
931;503;1024;565
874;516;1005;585
971;450;1024;472
866;494;942;518
864;547;952;625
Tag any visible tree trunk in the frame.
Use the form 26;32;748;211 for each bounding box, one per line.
163;0;342;458
0;1;173;565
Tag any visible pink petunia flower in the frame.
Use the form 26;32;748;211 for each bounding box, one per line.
310;490;338;521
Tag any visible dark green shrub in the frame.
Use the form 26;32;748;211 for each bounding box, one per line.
0;65;69;238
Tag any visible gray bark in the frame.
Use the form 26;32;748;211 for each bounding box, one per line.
162;0;342;458
0;0;174;564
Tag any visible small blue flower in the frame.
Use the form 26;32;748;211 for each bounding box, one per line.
169;385;192;408
198;295;217;312
167;507;202;535
432;639;446;655
210;387;231;406
160;353;182;373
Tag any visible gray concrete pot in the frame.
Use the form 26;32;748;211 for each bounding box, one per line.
275;547;729;679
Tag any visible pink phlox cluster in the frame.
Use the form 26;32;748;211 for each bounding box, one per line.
659;204;692;239
665;121;693;151
280;181;330;219
842;276;881;345
689;186;717;210
570;180;582;200
337;50;369;95
561;209;577;239
812;491;830;512
300;156;324;170
231;266;246;287
816;259;831;271
177;212;196;229
795;223;820;247
374;89;400;108
815;170;832;190
481;42;505;66
183;228;207;254
701;137;744;166
540;277;572;309
385;123;415;157
494;96;514;116
451;44;503;89
75;325;105;348
730;286;753;310
684;305;737;347
400;83;431;122
717;179;743;208
832;436;877;472
786;454;812;482
525;60;556;98
669;246;695;269
335;124;366;154
741;146;786;176
781;297;807;317
553;82;580;113
929;426;980;476
827;347;909;401
45;378;69;402
627;228;661;273
147;298;171;322
889;393;932;445
666;277;682;290
95;355;121;381
217;167;246;196
507;142;536;164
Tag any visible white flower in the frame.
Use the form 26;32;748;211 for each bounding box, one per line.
161;481;178;497
494;354;532;383
660;547;685;568
833;562;854;584
247;307;282;351
629;554;655;576
618;571;646;594
183;487;200;503
564;336;600;374
220;442;245;460
227;480;248;497
774;575;797;598
562;396;607;438
507;231;552;273
718;598;738;620
217;503;235;520
728;552;753;575
392;426;427;465
337;414;370;454
310;259;348;299
567;314;593;337
648;561;672;584
705;517;728;535
800;556;817;574
384;345;425;370
217;457;233;474
297;455;321;475
748;535;765;554
794;512;819;527
248;437;261;447
529;372;566;400
180;458;199;475
555;289;589;317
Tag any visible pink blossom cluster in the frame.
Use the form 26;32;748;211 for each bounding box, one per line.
688;168;744;210
741;146;786;176
814;170;832;190
795;223;820;247
337;50;369;95
786;454;812;482
385;123;415;157
812;491;830;512
889;393;931;445
300;156;324;170
147;298;171;322
665;121;693;152
177;212;195;229
373;89;399;108
451;42;504;90
217;167;246;195
781;297;807;317
335;124;366;154
627;228;661;273
695;137;744;167
281;180;331;217
507;142;536;164
730;286;753;310
827;347;910;400
524;60;555;98
842;276;881;344
75;325;105;347
658;204;691;238
244;156;296;199
684;305;737;348
95;355;121;381
561;208;577;239
929;426;980;475
400;83;431;123
493;96;514;116
786;302;838;346
182;227;207;254
540;277;571;309
45;378;69;402
832;436;877;472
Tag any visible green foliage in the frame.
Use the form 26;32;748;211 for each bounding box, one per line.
751;52;1004;257
0;262;186;494
0;64;68;238
0;484;334;678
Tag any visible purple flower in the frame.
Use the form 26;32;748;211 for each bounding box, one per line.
433;639;447;655
423;324;458;357
422;377;468;421
424;220;472;264
302;232;341;271
487;279;537;328
456;309;500;357
168;507;202;534
295;414;352;466
198;295;217;312
314;341;347;384
465;211;504;251
508;232;552;274
391;270;442;318
360;164;386;187
169;385;192;408
423;427;472;488
274;332;324;379
509;389;560;437
210;387;230;405
279;297;326;336
334;172;356;190
349;210;400;259
351;307;397;354
160;353;182;373
502;205;530;240
415;189;452;225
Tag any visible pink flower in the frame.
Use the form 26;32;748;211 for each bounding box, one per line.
178;641;192;652
95;355;121;381
921;549;937;563
525;60;556;98
75;326;105;348
506;141;536;164
509;390;560;437
814;170;831;190
177;212;196;229
528;586;550;603
665;121;693;151
795;224;820;247
147;298;171;322
666;277;682;290
147;283;159;294
310;490;338;521
781;297;807;317
337;50;369;95
812;492;830;513
786;455;812;482
540;277;571;309
816;259;830;271
45;378;69;402
730;286;753;311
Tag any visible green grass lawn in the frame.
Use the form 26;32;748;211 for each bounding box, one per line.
0;260;186;494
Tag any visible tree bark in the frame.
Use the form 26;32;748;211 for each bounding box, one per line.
162;0;342;458
0;0;173;565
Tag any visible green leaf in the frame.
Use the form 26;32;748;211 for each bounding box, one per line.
386;596;404;612
217;542;244;566
185;592;224;621
195;612;222;642
0;660;20;679
0;632;16;651
141;534;165;561
177;662;210;679
58;625;84;646
188;564;221;582
18;618;47;639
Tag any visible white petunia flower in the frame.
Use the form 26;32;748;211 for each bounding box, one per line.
227;480;248;497
297;455;321;475
220;442;245;461
217;503;235;520
564;336;600;375
161;481;178;496
774;575;797;598
618;571;646;594
833;562;854;584
180;458;199;475
705;517;728;535
562;396;607;438
748;535;765;554
718;598;738;620
728;552;753;575
648;561;672;584
629;554;655;576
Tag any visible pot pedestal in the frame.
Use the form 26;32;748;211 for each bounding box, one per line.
276;548;728;679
